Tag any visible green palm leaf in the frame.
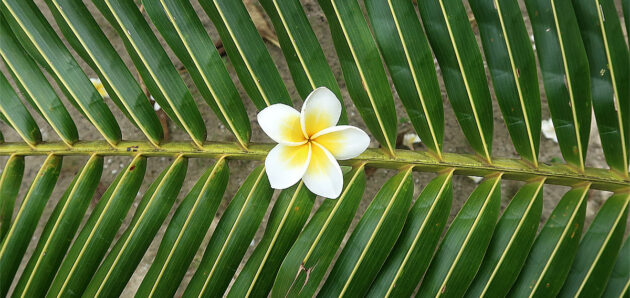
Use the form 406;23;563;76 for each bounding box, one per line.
365;0;444;158
258;0;347;123
466;178;545;297
510;184;591;297
368;169;453;297
84;156;187;297
199;0;291;109
2;0;121;145
272;165;365;297
573;0;630;176
0;155;62;296
559;192;629;297
418;175;502;297
0;1;628;296
185;165;273;297
417;0;494;162
229;182;315;297
143;0;251;148
92;0;207;147
0;72;41;146
319;168;414;297
317;0;398;156
13;155;103;297
49;156;147;296
603;236;630;297
525;0;592;171
0;14;78;146
44;0;164;146
138;158;229;297
469;0;541;166
0;155;24;239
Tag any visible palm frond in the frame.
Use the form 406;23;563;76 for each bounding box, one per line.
0;0;628;296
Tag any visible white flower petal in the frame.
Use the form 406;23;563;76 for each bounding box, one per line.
90;77;109;98
258;104;307;145
300;87;342;137
541;118;558;143
468;176;483;184
303;142;343;199
153;101;161;111
402;133;421;149
312;125;370;160
265;143;311;189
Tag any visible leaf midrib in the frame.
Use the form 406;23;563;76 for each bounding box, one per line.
0;141;627;191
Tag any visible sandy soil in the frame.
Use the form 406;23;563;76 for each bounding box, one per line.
0;0;624;296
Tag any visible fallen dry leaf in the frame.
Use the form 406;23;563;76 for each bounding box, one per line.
244;0;280;48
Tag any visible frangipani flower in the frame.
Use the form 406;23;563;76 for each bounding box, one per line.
90;78;109;98
258;87;370;199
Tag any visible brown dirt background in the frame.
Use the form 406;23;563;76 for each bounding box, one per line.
0;0;626;296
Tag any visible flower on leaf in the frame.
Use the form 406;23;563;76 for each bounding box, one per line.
90;78;109;98
258;87;370;199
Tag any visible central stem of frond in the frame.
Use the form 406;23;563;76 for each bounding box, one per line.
0;141;627;192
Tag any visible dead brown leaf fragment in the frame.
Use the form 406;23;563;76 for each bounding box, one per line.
244;0;280;48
